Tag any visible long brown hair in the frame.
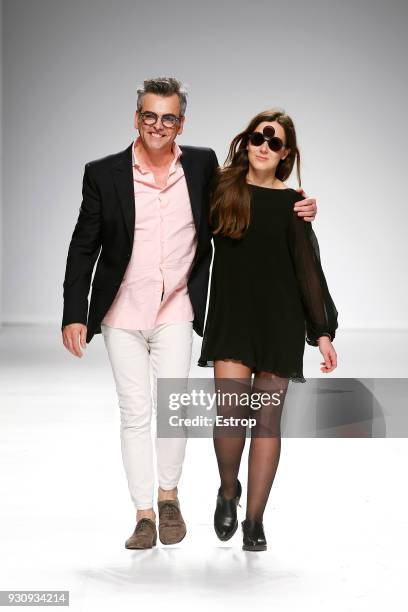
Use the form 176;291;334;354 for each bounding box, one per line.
210;108;301;239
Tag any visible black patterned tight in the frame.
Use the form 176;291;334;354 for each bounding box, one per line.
213;360;289;522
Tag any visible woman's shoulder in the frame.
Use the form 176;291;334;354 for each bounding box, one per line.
283;187;308;206
285;186;302;196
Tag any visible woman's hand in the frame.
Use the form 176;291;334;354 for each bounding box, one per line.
317;336;337;373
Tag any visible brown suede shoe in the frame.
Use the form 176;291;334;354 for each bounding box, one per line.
125;517;157;549
157;499;187;545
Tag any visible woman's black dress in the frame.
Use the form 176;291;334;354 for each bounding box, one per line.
197;185;338;382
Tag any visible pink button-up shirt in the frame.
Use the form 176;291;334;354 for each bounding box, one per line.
102;137;197;330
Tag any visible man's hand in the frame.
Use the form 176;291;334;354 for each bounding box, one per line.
62;323;87;358
293;188;317;222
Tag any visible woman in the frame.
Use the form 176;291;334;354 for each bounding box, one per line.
198;108;338;551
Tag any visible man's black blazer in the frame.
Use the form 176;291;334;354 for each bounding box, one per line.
62;142;219;343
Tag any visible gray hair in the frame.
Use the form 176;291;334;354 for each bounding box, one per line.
136;76;188;116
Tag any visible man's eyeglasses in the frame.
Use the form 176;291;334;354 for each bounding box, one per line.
139;111;182;129
248;125;286;152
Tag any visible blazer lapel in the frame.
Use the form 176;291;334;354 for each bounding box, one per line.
111;143;202;245
180;146;202;235
111;143;135;245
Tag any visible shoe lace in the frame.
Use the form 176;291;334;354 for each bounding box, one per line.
160;502;179;520
136;518;152;532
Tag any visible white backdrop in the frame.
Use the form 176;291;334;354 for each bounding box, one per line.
2;0;408;329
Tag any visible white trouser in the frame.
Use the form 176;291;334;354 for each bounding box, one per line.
101;321;193;510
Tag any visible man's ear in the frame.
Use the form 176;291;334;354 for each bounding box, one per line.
177;116;185;135
134;110;139;130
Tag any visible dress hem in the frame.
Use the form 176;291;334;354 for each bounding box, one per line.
197;356;307;383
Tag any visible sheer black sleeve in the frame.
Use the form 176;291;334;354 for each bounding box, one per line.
288;208;338;346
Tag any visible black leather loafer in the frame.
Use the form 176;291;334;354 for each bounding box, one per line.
214;479;242;541
241;519;267;551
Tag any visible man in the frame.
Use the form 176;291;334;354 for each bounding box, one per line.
61;77;317;549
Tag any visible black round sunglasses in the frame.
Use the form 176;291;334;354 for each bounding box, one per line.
248;125;286;152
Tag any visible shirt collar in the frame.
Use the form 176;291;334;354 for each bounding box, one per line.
132;136;182;175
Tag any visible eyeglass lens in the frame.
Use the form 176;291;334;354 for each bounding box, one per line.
141;112;178;128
